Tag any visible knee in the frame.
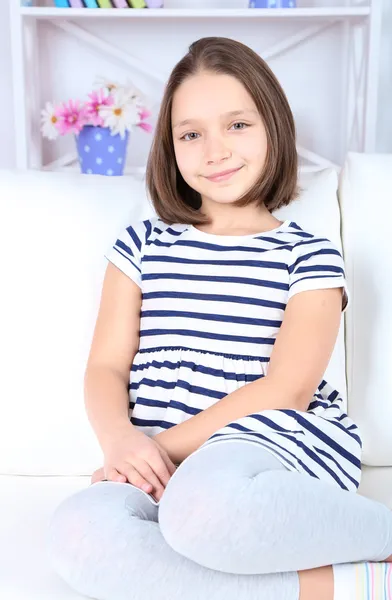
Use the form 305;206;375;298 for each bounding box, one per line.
47;482;126;586
159;466;236;557
159;465;292;573
47;488;91;586
48;483;104;563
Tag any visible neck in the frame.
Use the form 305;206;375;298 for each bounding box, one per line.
199;201;281;235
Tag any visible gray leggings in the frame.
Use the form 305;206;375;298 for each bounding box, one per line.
47;440;392;600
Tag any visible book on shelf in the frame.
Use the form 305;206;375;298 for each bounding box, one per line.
128;0;147;7
84;0;99;6
54;0;70;6
96;0;113;6
112;0;128;6
68;0;84;6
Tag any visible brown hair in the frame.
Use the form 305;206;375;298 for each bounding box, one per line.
146;36;299;226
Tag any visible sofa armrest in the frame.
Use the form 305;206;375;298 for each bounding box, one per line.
339;152;392;466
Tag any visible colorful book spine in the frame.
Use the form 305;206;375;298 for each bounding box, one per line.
69;0;84;6
96;0;113;6
112;0;128;6
84;0;99;6
54;0;70;6
128;0;146;7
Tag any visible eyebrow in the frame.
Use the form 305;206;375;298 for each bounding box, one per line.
172;109;258;130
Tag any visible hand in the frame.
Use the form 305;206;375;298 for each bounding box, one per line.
90;434;179;487
90;443;179;486
90;466;107;485
101;422;177;501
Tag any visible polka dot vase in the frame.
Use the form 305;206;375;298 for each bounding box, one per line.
75;125;129;176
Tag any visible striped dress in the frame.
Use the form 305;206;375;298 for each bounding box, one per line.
104;216;362;492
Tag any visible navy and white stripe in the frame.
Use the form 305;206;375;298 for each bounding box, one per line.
104;216;361;492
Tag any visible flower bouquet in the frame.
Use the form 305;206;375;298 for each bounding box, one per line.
41;77;152;176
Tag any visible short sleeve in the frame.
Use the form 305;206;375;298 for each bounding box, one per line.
287;237;350;312
104;219;152;288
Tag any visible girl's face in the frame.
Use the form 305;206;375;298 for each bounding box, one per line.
171;71;268;207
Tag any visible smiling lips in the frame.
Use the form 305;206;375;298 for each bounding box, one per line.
205;166;243;182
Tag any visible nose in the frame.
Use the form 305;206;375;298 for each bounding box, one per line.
204;135;231;165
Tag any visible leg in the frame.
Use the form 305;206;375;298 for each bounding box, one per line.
300;567;334;600
47;479;300;600
158;440;392;574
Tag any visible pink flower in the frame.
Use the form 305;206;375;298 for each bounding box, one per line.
137;107;153;133
55;99;88;136
139;107;151;121
138;121;153;133
85;89;113;127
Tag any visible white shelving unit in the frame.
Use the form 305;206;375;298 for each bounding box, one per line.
19;7;371;18
10;1;382;173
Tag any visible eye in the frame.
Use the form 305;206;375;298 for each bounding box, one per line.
180;132;200;141
230;122;250;130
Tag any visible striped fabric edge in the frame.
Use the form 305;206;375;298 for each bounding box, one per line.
196;434;298;470
288;237;350;312
355;563;392;599
199;430;361;492
288;276;350;313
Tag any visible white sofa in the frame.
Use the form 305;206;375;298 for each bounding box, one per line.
1;152;392;599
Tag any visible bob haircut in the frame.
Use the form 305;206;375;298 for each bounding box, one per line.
146;36;299;226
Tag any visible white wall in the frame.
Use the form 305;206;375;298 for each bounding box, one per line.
1;0;391;170
1;1;16;169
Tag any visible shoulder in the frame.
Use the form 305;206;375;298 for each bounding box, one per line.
120;217;191;256
125;216;168;249
141;217;190;246
283;221;344;263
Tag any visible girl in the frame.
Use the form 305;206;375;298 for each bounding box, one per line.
47;37;392;600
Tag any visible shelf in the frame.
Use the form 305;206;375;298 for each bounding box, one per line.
19;7;371;20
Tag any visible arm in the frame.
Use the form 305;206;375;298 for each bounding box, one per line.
154;286;344;464
84;261;142;452
86;219;150;451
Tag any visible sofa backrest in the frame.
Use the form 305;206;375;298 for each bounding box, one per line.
0;167;347;475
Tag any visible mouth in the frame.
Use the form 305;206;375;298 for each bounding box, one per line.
205;166;243;182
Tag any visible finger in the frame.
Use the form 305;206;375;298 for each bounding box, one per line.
160;451;177;477
121;464;153;493
107;467;127;484
149;453;174;487
91;467;105;484
132;459;165;498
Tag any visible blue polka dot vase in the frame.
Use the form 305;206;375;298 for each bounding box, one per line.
249;0;296;6
75;125;129;176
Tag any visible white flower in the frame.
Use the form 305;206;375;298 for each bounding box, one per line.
94;75;145;103
94;75;149;111
40;102;59;140
94;75;122;92
99;88;140;139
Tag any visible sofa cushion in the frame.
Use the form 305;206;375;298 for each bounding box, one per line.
0;167;346;475
0;474;91;600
